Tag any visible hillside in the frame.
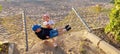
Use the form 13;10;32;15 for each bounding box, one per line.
54;4;111;31
0;13;106;54
0;2;114;54
0;4;111;54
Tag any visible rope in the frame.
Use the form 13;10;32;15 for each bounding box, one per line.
72;7;91;32
22;10;28;51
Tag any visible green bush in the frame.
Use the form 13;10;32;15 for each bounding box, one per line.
0;5;2;11
105;0;120;42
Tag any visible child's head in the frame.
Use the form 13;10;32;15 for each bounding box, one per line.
43;14;50;21
32;24;42;32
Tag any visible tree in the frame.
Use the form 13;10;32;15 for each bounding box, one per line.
105;0;120;41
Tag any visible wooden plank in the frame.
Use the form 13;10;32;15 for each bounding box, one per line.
8;43;15;54
84;31;120;54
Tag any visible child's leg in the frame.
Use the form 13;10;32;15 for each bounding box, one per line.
52;38;56;43
57;28;67;35
57;26;71;35
56;27;64;32
44;40;57;48
52;38;58;46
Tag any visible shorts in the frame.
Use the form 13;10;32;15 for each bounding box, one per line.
49;29;58;38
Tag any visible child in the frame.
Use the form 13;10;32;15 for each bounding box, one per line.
42;14;55;29
32;24;71;48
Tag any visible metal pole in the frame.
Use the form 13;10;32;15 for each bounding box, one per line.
72;7;91;32
22;10;28;51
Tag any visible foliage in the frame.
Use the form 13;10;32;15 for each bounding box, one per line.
94;4;102;13
0;42;2;52
105;0;120;42
0;5;2;12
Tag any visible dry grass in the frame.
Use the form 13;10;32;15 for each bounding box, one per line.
54;5;110;32
1;15;23;34
0;14;89;54
0;14;42;54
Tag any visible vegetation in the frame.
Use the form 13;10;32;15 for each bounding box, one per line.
0;42;9;54
0;5;2;12
105;0;120;42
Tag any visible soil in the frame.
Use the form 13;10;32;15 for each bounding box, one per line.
27;31;105;54
92;28;120;50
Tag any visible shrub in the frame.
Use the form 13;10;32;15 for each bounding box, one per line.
105;0;120;42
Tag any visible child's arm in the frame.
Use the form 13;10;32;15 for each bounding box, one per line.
43;21;51;28
50;20;55;25
47;20;55;28
46;24;52;28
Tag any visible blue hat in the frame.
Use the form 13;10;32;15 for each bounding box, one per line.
32;24;41;31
